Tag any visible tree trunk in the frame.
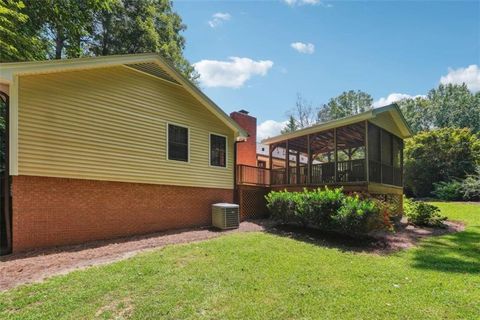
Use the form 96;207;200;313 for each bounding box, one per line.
55;29;65;59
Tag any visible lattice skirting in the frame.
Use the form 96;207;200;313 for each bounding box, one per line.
236;185;269;220
370;193;403;215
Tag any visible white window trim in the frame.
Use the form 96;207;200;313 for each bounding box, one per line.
209;132;228;169
166;122;190;163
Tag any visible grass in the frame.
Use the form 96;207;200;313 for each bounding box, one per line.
0;202;479;319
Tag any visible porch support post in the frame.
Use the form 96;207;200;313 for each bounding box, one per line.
400;140;404;187
307;134;312;185
296;150;300;185
365;120;369;183
334;128;338;183
269;143;274;185
285;140;290;185
379;129;383;184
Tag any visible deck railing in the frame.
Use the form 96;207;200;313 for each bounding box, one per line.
236;164;270;186
237;159;394;187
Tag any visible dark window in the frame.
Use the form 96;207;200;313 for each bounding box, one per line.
210;134;226;167
168;124;188;162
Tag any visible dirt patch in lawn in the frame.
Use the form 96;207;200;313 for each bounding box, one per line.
266;219;465;254
0;221;270;291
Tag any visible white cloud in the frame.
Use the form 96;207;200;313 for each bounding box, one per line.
193;57;274;88
208;12;231;28
257;120;288;142
373;93;426;108
291;42;315;54
440;65;480;92
284;0;332;7
284;0;318;6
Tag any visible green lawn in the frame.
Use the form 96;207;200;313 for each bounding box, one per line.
1;202;479;319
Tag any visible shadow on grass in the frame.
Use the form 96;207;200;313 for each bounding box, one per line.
262;223;384;253
411;226;480;274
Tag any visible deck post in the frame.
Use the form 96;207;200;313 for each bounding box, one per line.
269;144;274;185
285;140;290;185
333;128;338;183
379;129;383;184
307;134;312;185
296;150;300;185
365;120;369;183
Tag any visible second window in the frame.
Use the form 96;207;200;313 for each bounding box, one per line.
210;134;227;167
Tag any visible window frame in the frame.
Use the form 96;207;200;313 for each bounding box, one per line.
209;132;228;168
166;122;190;163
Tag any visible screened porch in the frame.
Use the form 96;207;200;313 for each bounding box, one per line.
236;105;411;191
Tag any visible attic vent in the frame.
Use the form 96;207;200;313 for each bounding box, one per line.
125;62;180;85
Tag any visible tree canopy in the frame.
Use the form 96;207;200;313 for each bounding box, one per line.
281;115;299;134
398;84;480;134
404;128;480;197
318;90;373;122
0;0;196;80
0;0;45;61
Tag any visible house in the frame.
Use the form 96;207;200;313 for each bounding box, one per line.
233;105;413;218
0;54;247;254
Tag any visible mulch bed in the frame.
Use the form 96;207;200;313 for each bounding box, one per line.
267;219;464;254
0;219;464;291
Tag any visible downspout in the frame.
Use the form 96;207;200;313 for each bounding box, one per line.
0;92;11;255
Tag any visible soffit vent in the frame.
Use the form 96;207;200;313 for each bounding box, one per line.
125;62;180;85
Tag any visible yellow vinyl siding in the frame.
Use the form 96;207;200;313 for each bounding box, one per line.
18;66;235;189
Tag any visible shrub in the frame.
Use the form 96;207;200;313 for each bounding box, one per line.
461;165;480;201
265;188;388;235
403;198;447;228
404;128;480;197
432;180;464;201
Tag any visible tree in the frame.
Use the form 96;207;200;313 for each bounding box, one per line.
318;90;373;122
404;128;480;197
15;0;196;80
428;83;480;133
397;96;433;133
90;0;197;80
281;115;299;134
24;0;109;59
0;0;45;62
281;93;317;133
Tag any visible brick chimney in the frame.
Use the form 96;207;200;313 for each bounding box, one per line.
230;110;257;166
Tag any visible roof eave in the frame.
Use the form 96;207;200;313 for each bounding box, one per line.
261;110;374;145
261;103;413;144
0;54;248;138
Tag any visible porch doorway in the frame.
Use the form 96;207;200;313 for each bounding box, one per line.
0;91;11;255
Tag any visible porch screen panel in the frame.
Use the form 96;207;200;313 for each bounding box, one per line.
392;136;403;186
381;130;394;185
336;123;366;183
368;123;381;183
310;130;335;184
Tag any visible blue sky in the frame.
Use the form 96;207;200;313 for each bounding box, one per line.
174;0;480;140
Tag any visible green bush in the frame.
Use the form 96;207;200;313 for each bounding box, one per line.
265;188;388;235
461;165;480;201
404;198;447;227
432;180;464;201
404;128;480;197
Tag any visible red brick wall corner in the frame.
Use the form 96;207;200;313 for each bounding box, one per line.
11;176;233;252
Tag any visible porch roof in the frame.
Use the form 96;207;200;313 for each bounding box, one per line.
261;104;413;145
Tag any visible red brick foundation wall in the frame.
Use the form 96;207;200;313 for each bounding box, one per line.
12;176;233;252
